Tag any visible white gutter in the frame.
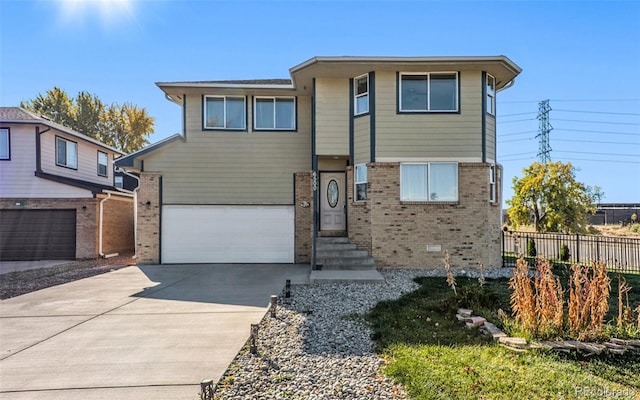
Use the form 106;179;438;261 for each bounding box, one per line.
115;168;141;259
98;192;118;258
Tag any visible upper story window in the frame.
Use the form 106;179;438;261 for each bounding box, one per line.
0;128;9;160
486;73;496;115
254;97;296;130
115;176;124;188
355;164;367;201
98;151;108;177
56;136;78;169
204;96;246;130
354;74;369;115
399;72;458;112
400;162;458;202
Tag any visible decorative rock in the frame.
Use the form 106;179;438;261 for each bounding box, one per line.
498;336;528;349
482;322;507;339
458;308;473;318
469;316;486;327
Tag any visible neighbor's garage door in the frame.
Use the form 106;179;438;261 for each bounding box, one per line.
0;209;76;261
161;205;294;263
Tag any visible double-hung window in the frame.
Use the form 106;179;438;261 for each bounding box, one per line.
355;164;367;201
0;128;9;160
354;74;369;115
486;74;496;115
254;97;296;130
204;96;246;130
400;163;458;202
97;151;108;177
399;72;458;112
56;137;78;169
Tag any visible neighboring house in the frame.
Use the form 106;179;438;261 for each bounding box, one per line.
0;107;134;261
116;55;522;268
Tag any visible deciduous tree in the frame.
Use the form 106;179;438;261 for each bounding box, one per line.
21;87;153;153
507;161;598;233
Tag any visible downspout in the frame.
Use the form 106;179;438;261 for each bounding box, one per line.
98;192;114;258
115;168;140;259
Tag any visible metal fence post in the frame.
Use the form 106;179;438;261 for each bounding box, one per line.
576;234;580;264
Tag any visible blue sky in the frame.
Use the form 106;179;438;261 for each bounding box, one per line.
1;0;639;205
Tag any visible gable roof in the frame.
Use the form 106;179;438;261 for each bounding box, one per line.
0;107;124;156
114;133;185;168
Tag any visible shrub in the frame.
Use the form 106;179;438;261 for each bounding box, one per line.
509;257;537;336
560;244;571;261
534;259;564;338
527;238;537;257
630;224;640;233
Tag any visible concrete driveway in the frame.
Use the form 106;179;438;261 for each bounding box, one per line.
0;263;310;400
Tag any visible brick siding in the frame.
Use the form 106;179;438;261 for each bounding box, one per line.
294;172;313;263
136;172;161;264
347;162;502;269
102;196;134;255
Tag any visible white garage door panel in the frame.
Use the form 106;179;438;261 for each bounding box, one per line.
162;206;294;263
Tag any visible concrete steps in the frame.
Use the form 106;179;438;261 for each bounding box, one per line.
315;237;376;271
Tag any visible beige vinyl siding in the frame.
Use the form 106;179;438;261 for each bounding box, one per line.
315;78;349;155
144;94;312;205
375;70;484;159
40;129;116;186
0;124;92;198
486;115;496;162
354;116;370;165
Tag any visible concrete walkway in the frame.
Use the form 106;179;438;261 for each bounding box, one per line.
0;264;310;400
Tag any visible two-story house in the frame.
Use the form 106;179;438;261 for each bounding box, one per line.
0;107;134;261
116;56;521;269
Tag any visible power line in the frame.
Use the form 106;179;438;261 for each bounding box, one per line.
554;109;640;116
500;118;537;124
498;130;538;137
554;118;640;126
498;112;538;117
501;151;533;157
501;99;640;104
501;138;534;143
555;129;640;136
556;157;640;164
554;139;640;146
555;150;639;157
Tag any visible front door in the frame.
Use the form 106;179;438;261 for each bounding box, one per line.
320;172;346;231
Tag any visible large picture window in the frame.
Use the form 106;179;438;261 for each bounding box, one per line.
399;72;458;112
355;164;367;201
204;96;246;130
56;137;78;169
400;162;458;202
0;128;9;160
254;97;296;130
354;74;369;115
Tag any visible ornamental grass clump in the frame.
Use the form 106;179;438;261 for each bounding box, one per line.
534;258;564;338
568;262;610;340
444;250;457;295
508;257;537;336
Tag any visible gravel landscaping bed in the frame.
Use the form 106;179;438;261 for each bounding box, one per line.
0;254;136;299
212;267;513;400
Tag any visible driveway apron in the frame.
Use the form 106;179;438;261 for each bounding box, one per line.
0;264;310;400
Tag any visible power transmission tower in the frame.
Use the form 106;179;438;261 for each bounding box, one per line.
536;99;552;163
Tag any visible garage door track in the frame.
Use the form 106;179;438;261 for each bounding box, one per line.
0;263;310;400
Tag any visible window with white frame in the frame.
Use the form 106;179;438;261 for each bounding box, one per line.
489;164;497;203
204;96;246;130
98;151;108;177
355;164;367;201
486;74;496;115
354;74;369;115
0;128;9;160
400;163;458;202
399;72;458;112
115;176;124;188
254;97;296;130
56;137;78;169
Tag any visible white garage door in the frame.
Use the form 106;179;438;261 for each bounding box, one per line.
161;205;294;264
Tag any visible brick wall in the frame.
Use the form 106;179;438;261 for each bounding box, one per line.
0;198;98;259
294;172;313;263
136;172;161;264
102;196;134;255
346;165;372;253
346;162;502;269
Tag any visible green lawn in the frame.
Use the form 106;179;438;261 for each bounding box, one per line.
366;276;640;399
